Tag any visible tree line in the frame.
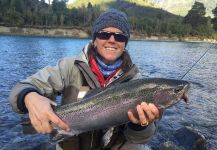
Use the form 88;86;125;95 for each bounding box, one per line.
1;0;217;37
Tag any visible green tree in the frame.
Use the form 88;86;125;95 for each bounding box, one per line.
211;6;217;31
183;1;208;28
4;8;24;25
86;2;94;25
52;0;67;26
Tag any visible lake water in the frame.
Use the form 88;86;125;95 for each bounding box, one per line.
0;35;216;150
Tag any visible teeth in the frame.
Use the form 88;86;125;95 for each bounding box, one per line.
105;47;116;51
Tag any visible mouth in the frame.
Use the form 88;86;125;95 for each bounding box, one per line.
105;47;117;51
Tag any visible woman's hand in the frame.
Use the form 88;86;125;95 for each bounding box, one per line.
128;102;160;126
24;92;70;134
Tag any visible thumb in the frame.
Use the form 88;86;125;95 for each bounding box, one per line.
46;99;57;106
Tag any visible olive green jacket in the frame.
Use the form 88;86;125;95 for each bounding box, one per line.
9;42;156;150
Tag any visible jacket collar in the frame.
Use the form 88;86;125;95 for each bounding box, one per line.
75;41;92;64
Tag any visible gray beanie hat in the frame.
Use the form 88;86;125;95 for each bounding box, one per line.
92;9;130;40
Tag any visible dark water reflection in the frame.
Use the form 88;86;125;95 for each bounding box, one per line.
0;35;216;150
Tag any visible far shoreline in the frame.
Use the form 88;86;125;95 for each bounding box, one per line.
0;25;216;43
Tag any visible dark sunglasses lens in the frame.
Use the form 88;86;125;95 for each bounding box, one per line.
114;34;127;42
96;32;111;40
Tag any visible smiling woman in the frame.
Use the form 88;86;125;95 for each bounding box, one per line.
9;9;161;150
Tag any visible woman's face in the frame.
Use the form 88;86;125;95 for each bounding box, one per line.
94;27;126;64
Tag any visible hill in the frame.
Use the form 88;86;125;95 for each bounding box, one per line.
68;0;217;17
68;0;155;9
148;0;217;17
68;0;180;19
67;0;185;36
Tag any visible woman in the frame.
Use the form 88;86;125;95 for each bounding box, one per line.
10;9;160;150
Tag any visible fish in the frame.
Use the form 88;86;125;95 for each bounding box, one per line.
23;78;190;143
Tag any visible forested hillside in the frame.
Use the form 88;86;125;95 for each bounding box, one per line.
0;0;217;38
70;0;217;17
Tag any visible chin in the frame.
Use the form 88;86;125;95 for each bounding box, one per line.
104;58;117;64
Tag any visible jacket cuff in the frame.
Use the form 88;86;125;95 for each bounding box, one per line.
128;122;149;131
17;88;40;113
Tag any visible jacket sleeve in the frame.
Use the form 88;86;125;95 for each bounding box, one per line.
124;122;157;144
9;57;75;113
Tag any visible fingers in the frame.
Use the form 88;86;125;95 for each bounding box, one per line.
128;111;139;124
42;120;53;133
48;111;70;131
29;110;52;134
145;103;160;120
29;112;43;133
137;104;149;125
25;93;69;134
128;102;160;126
47;99;58;106
28;104;53;133
30;110;69;134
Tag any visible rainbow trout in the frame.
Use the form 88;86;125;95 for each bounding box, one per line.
23;78;190;142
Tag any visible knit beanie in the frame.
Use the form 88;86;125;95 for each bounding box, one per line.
92;9;130;40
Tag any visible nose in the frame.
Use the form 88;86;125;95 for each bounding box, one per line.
108;35;115;42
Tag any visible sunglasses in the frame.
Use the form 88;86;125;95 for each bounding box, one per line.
95;31;128;42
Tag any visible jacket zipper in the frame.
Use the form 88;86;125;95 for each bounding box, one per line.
104;81;106;87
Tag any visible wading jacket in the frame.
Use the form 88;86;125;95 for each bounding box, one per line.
9;42;156;150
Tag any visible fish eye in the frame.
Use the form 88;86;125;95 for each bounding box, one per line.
174;85;183;93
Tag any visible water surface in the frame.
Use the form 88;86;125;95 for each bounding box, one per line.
0;35;216;149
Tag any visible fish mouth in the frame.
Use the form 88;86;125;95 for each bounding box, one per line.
173;84;190;105
156;83;190;110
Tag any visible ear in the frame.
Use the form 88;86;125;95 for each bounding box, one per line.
93;40;97;48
